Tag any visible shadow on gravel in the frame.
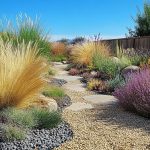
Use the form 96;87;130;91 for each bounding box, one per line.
93;103;150;133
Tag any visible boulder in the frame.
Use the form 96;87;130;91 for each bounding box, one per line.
32;95;58;112
122;65;140;78
111;57;120;63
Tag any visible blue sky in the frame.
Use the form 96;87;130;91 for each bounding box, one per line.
0;0;144;40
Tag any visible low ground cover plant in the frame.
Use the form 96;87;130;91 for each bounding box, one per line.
1;124;26;141
42;86;65;100
87;79;108;92
107;74;125;92
32;108;62;129
0;107;62;141
69;68;80;76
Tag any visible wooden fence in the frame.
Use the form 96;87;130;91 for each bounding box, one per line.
102;36;150;55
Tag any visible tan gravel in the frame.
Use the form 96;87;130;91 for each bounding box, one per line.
55;87;150;150
53;64;150;150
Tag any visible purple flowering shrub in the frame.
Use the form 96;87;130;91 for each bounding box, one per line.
113;68;150;117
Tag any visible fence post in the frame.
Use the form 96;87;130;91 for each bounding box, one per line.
116;40;120;57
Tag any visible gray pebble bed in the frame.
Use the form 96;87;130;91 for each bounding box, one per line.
0;122;73;150
50;79;67;87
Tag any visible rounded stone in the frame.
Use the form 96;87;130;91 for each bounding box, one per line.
111;57;120;63
33;95;58;112
122;65;140;78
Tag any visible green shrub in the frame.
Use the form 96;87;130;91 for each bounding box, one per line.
4;108;36;129
130;55;147;66
107;74;125;91
118;55;145;67
42;86;65;99
118;56;132;68
32;108;62;129
2;124;26;141
93;54;120;78
48;68;56;76
2;107;62;130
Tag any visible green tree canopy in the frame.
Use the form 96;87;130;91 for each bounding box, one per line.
128;1;150;37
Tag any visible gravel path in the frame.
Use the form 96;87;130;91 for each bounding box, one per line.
53;63;150;150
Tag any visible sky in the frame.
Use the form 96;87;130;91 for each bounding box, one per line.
0;0;144;41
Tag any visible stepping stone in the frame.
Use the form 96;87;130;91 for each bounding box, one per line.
83;95;117;105
66;102;93;111
52;62;63;65
53;64;68;70
54;75;82;82
64;83;86;92
57;70;68;75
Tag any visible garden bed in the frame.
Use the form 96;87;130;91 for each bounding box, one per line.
0;122;73;150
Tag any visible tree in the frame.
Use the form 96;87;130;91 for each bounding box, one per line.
128;1;150;37
71;36;86;44
57;38;70;45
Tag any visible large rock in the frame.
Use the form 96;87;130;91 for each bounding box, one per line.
111;57;120;63
122;65;140;78
32;95;58;112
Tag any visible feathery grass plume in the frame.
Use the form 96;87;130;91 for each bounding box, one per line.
0;39;48;108
16;14;51;57
71;41;110;67
0;14;51;57
51;42;66;55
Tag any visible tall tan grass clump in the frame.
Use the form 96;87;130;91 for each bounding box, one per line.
71;41;110;67
51;42;66;55
0;39;48;108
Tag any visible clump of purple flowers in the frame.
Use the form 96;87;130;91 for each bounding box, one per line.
113;68;150;117
69;68;79;76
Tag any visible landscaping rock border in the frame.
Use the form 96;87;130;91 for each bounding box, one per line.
0;122;73;150
50;78;67;87
57;95;72;110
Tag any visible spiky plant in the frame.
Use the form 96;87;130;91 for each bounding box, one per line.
71;41;110;67
0;39;48;109
87;79;107;91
